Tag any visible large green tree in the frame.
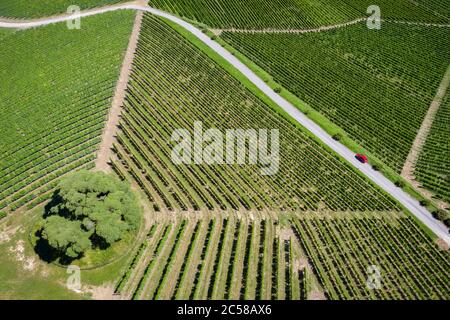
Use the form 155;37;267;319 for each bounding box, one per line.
41;216;91;258
39;170;141;260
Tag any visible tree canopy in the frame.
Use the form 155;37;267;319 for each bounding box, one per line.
38;170;141;260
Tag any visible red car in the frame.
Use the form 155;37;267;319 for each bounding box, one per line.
355;154;368;164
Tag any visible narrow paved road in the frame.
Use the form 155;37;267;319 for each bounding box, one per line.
1;3;449;245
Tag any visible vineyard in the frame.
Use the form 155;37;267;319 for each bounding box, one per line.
414;0;450;19
148;0;448;29
0;0;124;18
109;13;450;300
112;14;401;214
114;212;325;300
415;92;450;202
113;211;450;300
0;11;135;213
292;212;450;299
0;1;448;302
222;22;450;172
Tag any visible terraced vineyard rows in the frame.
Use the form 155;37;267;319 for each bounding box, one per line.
112;13;401;213
0;0;125;18
149;0;360;29
292;212;450;299
414;0;450;19
0;11;135;213
346;0;449;23
115;211;450;300
148;0;447;29
115;212;313;300
415;92;450;202
222;23;450;172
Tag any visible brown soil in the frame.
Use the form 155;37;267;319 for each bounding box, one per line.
94;11;143;172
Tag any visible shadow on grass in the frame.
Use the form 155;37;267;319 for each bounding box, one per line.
33;228;80;266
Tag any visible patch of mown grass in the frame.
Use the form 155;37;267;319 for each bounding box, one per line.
0;204;139;298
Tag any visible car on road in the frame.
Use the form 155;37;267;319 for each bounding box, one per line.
355;154;368;164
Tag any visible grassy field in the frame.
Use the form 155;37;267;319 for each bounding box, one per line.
0;206;135;299
0;11;135;214
148;0;448;29
222;23;450;173
0;0;125;18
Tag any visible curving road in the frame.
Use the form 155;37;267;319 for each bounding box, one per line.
1;3;449;245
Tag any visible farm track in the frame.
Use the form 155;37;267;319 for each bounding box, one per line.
95;10;143;172
0;3;448;245
212;18;450;35
211;18;366;35
401;65;450;208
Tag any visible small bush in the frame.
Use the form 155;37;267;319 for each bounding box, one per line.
332;133;343;141
433;209;448;222
444;218;450;228
274;87;282;93
0;211;6;220
372;164;381;171
395;180;405;188
419;199;430;207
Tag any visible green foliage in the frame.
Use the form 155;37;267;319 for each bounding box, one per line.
433;209;448;222
222;23;450;172
120;214;450;300
0;0;125;18
413;0;450;19
444;218;450;228
332;133;343;141
41;216;92;258
113;14;401;213
148;0;447;29
293;215;450;299
0;211;6;219
372;164;381;171
415;93;450;202
0;11;134;213
395;180;406;188
39;170;141;260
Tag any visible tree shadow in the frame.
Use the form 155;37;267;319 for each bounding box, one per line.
33;228;79;265
43;190;64;219
90;233;111;250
